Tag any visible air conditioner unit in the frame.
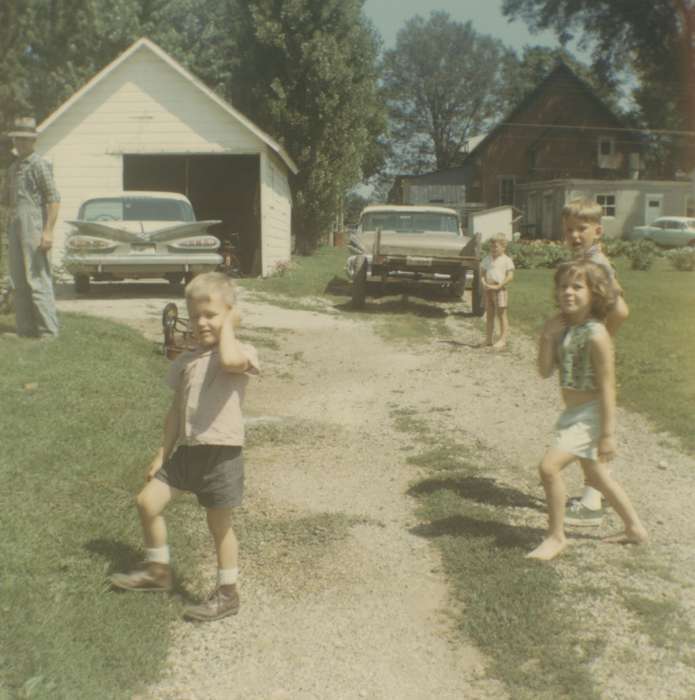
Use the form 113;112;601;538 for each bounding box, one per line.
598;153;621;170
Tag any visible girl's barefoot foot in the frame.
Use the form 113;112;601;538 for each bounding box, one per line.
602;526;648;545
527;536;567;560
492;340;507;350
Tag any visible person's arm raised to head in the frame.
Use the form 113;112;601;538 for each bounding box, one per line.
218;308;250;373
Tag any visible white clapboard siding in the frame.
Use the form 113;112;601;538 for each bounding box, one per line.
36;39;296;275
260;151;293;276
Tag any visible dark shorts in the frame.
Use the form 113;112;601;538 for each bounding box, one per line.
155;445;244;508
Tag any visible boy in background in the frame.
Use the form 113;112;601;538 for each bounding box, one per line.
561;197;628;526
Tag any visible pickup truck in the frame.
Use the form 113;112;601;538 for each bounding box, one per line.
346;205;483;314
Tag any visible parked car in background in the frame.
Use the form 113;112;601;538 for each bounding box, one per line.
626;217;695;248
346;204;483;314
64;191;222;293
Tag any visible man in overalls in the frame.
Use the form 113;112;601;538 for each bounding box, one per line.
2;116;60;338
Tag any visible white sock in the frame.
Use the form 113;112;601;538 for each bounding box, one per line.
145;545;170;564
218;567;239;586
580;486;602;510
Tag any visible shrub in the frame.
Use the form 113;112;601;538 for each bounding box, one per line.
602;237;627;258
666;247;695;271
624;240;658;271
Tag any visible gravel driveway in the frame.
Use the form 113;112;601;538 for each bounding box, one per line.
56;284;695;700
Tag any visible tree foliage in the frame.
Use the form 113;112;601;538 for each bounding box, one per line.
382;11;512;173
228;0;386;250
502;0;695;167
0;0;386;251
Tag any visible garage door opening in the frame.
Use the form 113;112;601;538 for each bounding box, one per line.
123;154;260;275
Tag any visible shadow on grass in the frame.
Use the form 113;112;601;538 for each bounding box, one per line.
55;281;183;301
408;475;546;511
0;319;17;334
324;275;351;296
411;514;597;549
85;538;197;603
435;338;482;348
411;515;542;549
333;296;450;318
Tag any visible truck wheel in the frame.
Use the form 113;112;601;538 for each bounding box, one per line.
351;263;368;309
471;267;484;317
450;271;465;299
74;274;90;295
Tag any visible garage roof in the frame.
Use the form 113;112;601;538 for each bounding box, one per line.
38;37;299;175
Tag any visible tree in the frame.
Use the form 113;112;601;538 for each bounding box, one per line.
382;11;512;173
228;0;386;251
502;0;695;168
0;2;36;136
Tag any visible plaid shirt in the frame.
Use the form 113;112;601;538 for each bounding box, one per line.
2;152;60;212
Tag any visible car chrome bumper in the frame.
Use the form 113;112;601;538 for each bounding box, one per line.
65;253;223;275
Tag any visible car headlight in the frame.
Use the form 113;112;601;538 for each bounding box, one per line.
67;236;116;251
169;236;221;251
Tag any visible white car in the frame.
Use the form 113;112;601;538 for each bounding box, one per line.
626;217;695;248
64;191;223;293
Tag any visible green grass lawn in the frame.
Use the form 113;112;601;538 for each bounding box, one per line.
238;245;350;300
512;258;695;453
0;314;209;699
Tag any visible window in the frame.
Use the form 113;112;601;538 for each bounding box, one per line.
360;211;460;234
598;138;614;156
596;194;616;218
499;176;515;206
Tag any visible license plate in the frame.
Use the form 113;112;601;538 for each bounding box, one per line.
406;256;432;266
130;245;156;255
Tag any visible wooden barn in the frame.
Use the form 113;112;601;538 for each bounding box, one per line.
391;62;692;239
36;37;298;276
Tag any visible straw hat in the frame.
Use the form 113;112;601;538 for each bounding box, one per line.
7;116;39;139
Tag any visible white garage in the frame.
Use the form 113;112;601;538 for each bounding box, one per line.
36;37;298;277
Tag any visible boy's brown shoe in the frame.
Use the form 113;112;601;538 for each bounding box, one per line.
110;562;172;592
183;585;240;622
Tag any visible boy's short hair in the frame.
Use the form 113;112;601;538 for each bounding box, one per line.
562;197;603;224
554;260;615;320
185;272;237;307
491;233;508;246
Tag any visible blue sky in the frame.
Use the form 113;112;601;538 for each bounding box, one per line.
363;0;566;54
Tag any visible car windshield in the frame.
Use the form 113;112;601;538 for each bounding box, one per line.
80;197;195;222
361;212;460;234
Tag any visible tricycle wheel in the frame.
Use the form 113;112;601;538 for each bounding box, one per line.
74;274;90;295
471;266;485;317
351;262;368;309
162;302;178;347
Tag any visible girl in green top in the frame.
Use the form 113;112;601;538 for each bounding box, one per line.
528;260;647;560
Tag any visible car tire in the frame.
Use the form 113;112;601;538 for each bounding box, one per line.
471;266;484;317
166;273;185;286
74;274;90;295
351;262;368;309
